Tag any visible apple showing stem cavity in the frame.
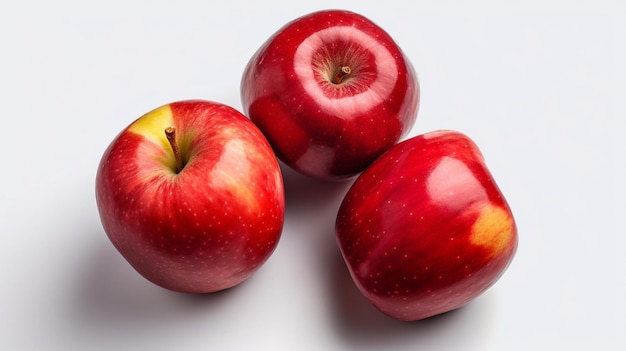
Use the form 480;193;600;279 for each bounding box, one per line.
336;130;518;321
241;9;419;180
95;100;285;293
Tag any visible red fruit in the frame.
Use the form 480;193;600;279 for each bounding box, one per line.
336;130;518;321
96;100;285;293
241;9;419;180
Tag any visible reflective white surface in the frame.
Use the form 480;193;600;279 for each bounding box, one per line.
1;0;623;350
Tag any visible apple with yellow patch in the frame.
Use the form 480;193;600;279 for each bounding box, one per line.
96;100;285;293
335;130;518;321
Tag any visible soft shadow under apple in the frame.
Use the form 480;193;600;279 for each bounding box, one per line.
280;161;354;219
322;216;501;350
68;230;250;341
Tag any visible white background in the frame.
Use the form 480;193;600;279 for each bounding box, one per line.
1;0;623;350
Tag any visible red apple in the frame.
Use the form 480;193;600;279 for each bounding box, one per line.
335;130;518;321
95;100;285;293
241;9;419;180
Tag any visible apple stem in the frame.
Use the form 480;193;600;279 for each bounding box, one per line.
165;127;184;173
332;66;351;84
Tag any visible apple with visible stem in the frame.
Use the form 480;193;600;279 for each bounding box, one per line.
241;9;419;181
95;100;285;293
335;130;518;321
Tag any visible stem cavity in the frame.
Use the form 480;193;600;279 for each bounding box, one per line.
332;66;352;84
165;127;184;173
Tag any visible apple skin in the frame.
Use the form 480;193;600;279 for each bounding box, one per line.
241;9;419;181
335;130;518;321
95;100;285;293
